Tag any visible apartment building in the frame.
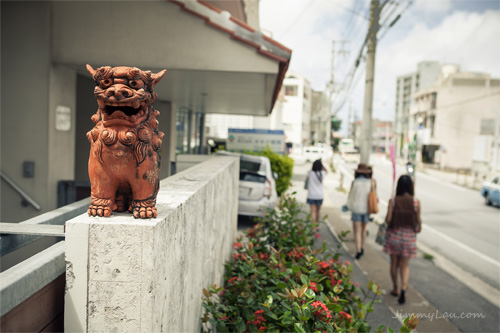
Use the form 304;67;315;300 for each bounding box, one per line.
395;61;441;157
410;66;500;174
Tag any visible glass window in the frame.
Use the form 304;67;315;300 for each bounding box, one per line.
284;85;298;96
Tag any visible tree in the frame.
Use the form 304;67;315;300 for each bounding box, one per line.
331;117;342;132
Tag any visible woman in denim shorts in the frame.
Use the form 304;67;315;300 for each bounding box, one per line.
306;159;327;223
347;163;374;259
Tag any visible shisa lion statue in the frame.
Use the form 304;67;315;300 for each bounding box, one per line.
86;64;166;219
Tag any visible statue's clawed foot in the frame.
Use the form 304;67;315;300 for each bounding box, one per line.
88;197;116;217
88;204;113;217
132;206;158;219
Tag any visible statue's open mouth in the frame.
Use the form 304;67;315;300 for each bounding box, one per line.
101;101;146;125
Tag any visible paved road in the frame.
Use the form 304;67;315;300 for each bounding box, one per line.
338;155;500;292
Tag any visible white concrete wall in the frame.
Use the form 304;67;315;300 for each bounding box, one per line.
65;156;239;332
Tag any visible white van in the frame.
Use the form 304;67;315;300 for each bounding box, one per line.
303;146;324;162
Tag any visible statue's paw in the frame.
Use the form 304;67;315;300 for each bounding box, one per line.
88;204;112;217
132;206;158;219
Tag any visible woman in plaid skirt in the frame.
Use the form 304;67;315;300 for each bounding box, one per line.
383;175;422;304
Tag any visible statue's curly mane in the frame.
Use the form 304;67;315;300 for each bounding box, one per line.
87;111;163;164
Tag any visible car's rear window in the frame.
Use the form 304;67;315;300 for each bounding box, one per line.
240;172;266;183
240;160;261;172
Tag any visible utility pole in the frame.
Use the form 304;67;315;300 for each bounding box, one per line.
347;101;352;138
327;41;349;147
360;0;381;164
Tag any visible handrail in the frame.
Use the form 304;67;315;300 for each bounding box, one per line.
0;170;41;210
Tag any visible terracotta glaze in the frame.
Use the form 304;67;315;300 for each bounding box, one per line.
86;65;166;218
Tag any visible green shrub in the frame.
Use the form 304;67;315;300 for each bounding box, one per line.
201;194;384;332
246;147;294;196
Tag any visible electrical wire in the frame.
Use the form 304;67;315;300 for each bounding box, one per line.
330;0;413;116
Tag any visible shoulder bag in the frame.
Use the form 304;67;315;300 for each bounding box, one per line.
368;179;379;214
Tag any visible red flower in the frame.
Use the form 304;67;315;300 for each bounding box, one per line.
345;260;351;266
311;301;332;322
233;253;247;260
233;242;243;249
339;311;352;321
220;316;228;320
228;276;240;284
318;261;329;270
259;253;269;260
310;282;318;292
314;233;321;239
248;309;267;327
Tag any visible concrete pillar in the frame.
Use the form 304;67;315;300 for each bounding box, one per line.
65;156;239;332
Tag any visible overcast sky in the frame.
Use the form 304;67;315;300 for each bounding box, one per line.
260;0;500;134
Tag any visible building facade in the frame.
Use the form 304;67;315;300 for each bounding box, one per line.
410;67;500;175
1;0;291;222
281;71;312;153
395;61;441;158
310;90;331;146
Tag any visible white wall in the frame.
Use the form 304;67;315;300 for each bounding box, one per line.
65;156;239;332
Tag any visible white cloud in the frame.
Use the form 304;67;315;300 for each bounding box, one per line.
413;0;453;13
374;9;500;120
260;0;500;127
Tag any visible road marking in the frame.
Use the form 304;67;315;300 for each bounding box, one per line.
416;171;467;192
340;160;499;267
379;198;500;268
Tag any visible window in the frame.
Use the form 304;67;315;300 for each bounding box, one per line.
431;92;437;109
284;85;298;96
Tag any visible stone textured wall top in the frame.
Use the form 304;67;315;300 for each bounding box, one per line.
65;156;239;332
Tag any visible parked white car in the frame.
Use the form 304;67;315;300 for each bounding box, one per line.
217;151;278;217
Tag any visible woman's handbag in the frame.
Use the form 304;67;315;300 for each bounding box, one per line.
304;176;309;190
375;222;387;245
368;179;379;214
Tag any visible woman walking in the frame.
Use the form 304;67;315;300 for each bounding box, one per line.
383;175;422;304
306;159;327;224
347;163;375;259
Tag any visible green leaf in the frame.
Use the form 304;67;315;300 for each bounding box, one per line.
294;323;306;333
235;318;246;332
267;295;273;306
292;265;300;274
300;274;308;285
399;327;411;333
277;282;287;289
388;327;395;333
326;303;342;312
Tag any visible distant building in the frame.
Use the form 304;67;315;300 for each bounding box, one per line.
395;61;441;157
410;65;500;175
280;71;312;153
351;119;393;153
310;90;330;145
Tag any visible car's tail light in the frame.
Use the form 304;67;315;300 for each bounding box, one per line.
264;179;272;199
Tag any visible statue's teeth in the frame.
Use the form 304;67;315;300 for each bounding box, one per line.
130;115;137;123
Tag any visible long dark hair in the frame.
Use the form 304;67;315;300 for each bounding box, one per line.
312;159;323;172
396;175;414;196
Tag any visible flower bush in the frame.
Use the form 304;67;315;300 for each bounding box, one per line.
201;194;386;332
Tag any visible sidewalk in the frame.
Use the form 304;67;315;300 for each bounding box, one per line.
290;160;460;332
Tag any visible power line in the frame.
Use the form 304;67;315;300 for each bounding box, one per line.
330;0;412;117
320;0;370;20
278;0;316;38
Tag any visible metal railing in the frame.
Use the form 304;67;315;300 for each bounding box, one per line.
0;171;41;210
